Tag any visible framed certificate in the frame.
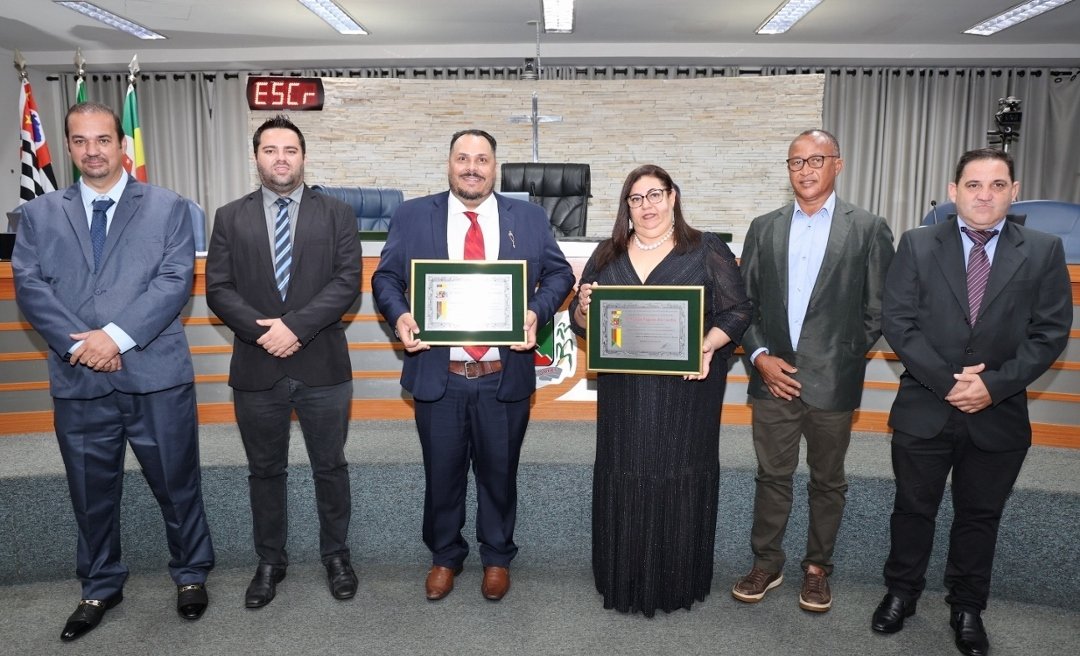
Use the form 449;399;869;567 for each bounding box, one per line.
409;259;528;345
586;285;705;375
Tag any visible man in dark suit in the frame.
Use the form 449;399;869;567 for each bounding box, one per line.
372;129;573;602
871;148;1071;656
12;102;215;641
733;129;894;613
205;115;361;608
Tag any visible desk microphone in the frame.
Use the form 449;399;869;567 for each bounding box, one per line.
930;199;939;224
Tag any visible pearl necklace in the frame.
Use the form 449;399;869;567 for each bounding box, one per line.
633;224;675;251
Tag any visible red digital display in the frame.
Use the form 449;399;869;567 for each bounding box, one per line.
246;77;325;111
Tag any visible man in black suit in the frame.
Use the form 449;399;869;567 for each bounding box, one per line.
871;148;1072;656
372;129;573;602
733;129;894;613
206;115;362;608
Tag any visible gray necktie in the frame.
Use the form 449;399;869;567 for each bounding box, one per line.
961;227;998;325
274;198;292;299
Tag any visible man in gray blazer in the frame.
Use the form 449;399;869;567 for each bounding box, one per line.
205;115;361;609
732;129;894;613
12;102;215;641
872;149;1071;656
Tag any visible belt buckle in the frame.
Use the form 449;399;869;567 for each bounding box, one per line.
464;361;481;379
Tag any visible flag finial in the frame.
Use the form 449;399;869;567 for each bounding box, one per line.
13;49;28;80
128;54;139;82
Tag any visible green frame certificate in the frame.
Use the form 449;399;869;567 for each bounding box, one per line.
586;285;705;375
409;259;528;345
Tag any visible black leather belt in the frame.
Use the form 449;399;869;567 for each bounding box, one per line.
448;360;502;379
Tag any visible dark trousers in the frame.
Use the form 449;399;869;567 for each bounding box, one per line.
413;371;530;569
749;396;853;575
234;376;353;567
53;384;215;599
884;414;1027;612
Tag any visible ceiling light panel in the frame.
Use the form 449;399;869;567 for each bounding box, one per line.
964;0;1075;36
296;0;369;35
755;0;824;35
542;0;575;33
54;1;166;40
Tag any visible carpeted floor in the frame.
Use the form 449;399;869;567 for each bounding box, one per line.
1;420;1077;655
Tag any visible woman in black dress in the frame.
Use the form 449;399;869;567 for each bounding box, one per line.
569;164;751;617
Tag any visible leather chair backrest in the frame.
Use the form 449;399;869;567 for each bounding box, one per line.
185;198;207;252
311;185;405;231
500;163;590;237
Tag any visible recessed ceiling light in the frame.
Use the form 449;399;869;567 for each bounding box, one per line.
755;0;824;35
542;0;575;34
296;0;368;35
54;1;166;40
964;0;1075;36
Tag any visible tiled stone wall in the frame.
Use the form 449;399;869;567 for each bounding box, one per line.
251;75;824;243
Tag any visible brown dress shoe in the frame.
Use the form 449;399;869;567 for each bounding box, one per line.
481;566;510;601
425;565;462;601
799;568;832;612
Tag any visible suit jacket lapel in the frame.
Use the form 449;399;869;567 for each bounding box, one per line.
497;195;517;260
770;204;792;313
292;186;320;268
807;199;854;307
430;192;450;260
978;221;1024;324
61;185;95;271
100;181;142;269
931;222;970;318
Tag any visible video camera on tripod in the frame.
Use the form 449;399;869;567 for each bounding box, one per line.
987;96;1022;152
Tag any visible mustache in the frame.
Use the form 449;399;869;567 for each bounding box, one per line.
459;170;485;179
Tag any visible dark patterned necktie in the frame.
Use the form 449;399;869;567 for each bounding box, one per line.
274;197;292;300
91;197;114;273
961;227;998;325
462;211;489;361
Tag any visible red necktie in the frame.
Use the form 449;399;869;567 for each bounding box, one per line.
462;211;489;361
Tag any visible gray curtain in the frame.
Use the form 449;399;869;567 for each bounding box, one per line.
49;72;249;220
822;67;1080;233
46;65;1080;238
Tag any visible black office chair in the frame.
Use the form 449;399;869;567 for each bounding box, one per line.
500;163;590;237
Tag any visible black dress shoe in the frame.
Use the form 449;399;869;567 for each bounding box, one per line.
60;592;123;642
871;593;917;633
325;556;358;600
177;583;209;620
245;564;286;609
951;610;990;656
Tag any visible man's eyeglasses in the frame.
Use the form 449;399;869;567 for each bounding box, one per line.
785;155;840;171
626;188;669;208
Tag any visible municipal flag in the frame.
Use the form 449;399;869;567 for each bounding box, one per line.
121;81;147;181
71;76;87;181
19;79;58;204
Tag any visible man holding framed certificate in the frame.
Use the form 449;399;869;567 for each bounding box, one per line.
372;129;573;602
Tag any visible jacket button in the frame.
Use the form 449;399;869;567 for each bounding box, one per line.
965;348;974;355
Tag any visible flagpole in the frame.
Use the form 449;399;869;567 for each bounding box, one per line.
72;49;86;182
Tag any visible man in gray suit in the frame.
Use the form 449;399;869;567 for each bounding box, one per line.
732;129;894;613
12;102;214;641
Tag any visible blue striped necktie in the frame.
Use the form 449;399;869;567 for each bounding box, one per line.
90;197;114;273
273;197;292;299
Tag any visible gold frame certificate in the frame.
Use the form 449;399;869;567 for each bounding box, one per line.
586;285;704;375
409;259;527;344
